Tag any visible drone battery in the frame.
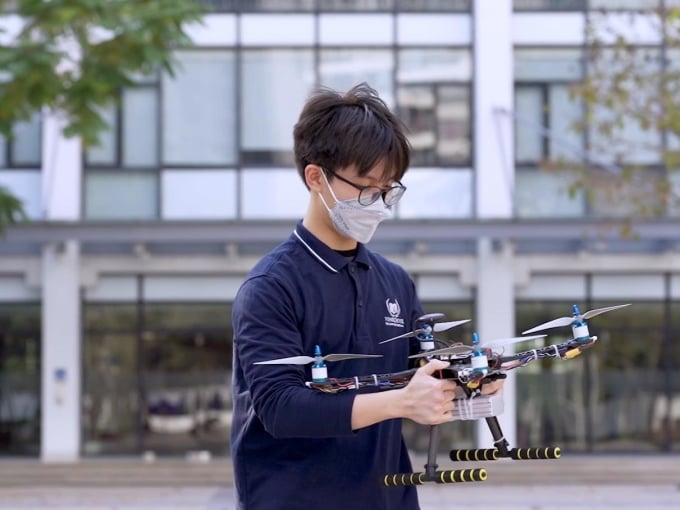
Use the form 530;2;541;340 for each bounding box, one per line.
452;394;504;421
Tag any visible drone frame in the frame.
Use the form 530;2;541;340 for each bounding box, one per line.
253;304;629;486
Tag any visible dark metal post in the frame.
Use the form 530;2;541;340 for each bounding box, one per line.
424;425;440;480
663;273;673;452
135;275;145;453
584;273;594;451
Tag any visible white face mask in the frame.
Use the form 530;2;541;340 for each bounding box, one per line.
318;172;392;244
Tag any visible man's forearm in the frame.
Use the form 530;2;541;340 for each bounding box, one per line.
351;389;406;430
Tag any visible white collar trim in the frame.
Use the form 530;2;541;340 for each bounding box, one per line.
293;229;339;274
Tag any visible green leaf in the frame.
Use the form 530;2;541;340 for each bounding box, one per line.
0;184;27;233
0;0;206;147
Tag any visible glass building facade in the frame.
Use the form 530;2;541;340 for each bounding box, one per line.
0;0;679;460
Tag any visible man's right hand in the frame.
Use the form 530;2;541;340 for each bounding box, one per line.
398;359;457;425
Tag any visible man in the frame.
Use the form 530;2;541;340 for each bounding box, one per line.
231;83;502;510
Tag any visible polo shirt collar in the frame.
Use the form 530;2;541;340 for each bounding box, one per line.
293;220;371;273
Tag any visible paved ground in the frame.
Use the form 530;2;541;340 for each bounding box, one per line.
0;455;678;509
1;484;680;510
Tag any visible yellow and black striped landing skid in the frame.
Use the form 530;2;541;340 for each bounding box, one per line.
508;447;561;460
449;446;561;462
383;468;487;487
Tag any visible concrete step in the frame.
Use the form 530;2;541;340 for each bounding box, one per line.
0;459;233;487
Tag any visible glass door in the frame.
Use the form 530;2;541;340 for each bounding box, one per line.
142;327;231;456
83;302;233;457
0;304;41;456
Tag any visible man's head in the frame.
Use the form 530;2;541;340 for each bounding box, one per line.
293;83;411;187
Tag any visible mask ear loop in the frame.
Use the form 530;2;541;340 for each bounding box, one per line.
318;169;340;210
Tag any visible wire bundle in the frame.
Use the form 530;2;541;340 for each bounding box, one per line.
307;369;417;393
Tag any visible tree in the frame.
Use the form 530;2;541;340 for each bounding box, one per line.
0;184;25;226
552;5;680;221
0;0;206;231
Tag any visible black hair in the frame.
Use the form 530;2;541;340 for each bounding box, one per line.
293;83;411;188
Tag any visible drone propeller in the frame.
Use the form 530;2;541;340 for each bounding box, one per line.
408;344;474;359
379;328;426;345
379;319;470;345
408;334;546;359
254;353;382;365
522;304;631;335
434;320;471;332
478;334;546;349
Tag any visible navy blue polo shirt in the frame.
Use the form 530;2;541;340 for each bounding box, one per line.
231;220;425;510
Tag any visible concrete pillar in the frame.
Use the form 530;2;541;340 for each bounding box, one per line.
473;0;516;448
475;239;517;449
474;0;514;219
41;241;81;462
40;111;82;462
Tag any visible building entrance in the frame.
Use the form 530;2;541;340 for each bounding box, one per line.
0;304;41;456
83;301;233;457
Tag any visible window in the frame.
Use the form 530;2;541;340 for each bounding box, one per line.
516;298;671;452
0;114;43;220
514;84;583;165
589;0;659;9
0;114;42;168
85;172;158;220
319;0;394;10
84;73;159;170
201;0;471;11
514;0;586;10
162;51;237;166
397;49;472;167
81;41;474;220
584;47;672;218
396;0;470;10
84;51;240;221
237;0;315;10
162;170;237;220
83;294;233;456
0;303;41;456
398;168;473;218
240;49;315;166
84;72;160;220
320;49;394;107
240;168;308;219
514;48;586;218
587;48;662;166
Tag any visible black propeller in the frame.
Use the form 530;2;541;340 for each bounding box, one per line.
379;318;470;345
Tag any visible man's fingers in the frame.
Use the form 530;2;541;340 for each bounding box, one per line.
481;380;505;395
417;359;450;376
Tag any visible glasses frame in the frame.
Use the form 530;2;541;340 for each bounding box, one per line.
322;167;407;207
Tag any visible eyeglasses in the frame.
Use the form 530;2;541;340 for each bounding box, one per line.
323;168;407;207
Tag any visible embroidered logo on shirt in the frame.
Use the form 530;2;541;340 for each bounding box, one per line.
384;298;405;328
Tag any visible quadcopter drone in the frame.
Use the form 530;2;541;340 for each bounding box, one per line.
254;303;631;487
